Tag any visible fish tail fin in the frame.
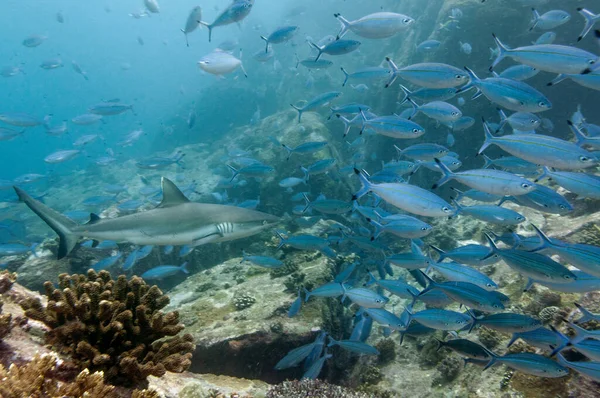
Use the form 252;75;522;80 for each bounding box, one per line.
467;309;478;333
180;262;190;274
384;57;399;88
308;41;323;61
282;144;294;160
260;36;270;53
340;67;350;86
450;187;465;202
30;242;39;258
568;119;588;146
548;326;569;357
456;66;479;95
506;333;519;348
334;13;351;39
434;338;444;352
574;302;595;324
566;319;589;345
529;8;541;31
482;353;498;371
335;114;352;137
490;33;510;71
300;166;309;182
393;144;404;159
367;218;384;241
482;154;494;169
478;118;496;156
326;335;338;347
14;186;78;259
482;233;499;258
547;74;567;87
301;193;311;213
290;104;303;122
352;168;372;201
399;85;418;119
303;287;311;302
227;164;239;182
365;270;377;286
198;22;213;42
529;224;554;253
407;289;418;309
534;166;551;183
577;8;599;41
181;29;190;47
495;108;508;132
431;158;455;189
275;231;287;250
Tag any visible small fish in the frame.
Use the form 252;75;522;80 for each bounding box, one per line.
241;250;283;268
288;289;302;318
0;113;43;127
72;113;103;125
281;141;328;160
199;1;253;42
0;243;38;257
71;61;88;80
490;34;598;75
395;143;449;161
430;244;499;266
22;34;47;47
535;31;556;45
342;286;388;308
198;49;247;78
411;308;473;331
400;87;462;122
471;313;541;333
44;149;80;164
535;167;600;199
227;163;274;181
417;39;441;52
427;261;497;291
460;68;551;113
92;252;123;271
89;102;133;116
530;8;570;31
436;338;491;360
575;303;600;324
385;60;469;89
479;120;597;170
261;26;298;53
340;66;391;87
353;169;454;218
484;233;577;284
498;65;539;81
182;6;203;47
144;0;159;13
141;263;189;281
290;91;342;122
163;245;174;255
485;352;568;378
508;327;568;352
40;57;63;70
302;351;332;380
334;12;414;40
459;41;472;54
309;39;361;61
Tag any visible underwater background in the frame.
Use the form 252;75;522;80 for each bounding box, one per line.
2;0;600;397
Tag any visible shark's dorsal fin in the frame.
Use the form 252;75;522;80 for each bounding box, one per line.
159;177;190;207
87;213;101;225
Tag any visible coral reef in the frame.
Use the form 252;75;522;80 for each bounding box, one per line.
266;379;386;398
360;364;384;385
418;338;445;367
269;262;299;278
0;353;160;398
376;338;397;365
434;356;462;384
233;292;256;311
0;298;11;341
20;269;195;386
477;327;502;349
539;306;560;324
0;270;16;294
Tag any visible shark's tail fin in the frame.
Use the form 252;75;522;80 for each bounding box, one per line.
14;186;78;259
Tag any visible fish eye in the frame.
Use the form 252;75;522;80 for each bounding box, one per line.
403;18;411;23
530;119;537;124
588;59;596;65
421;227;428;230
521;183;530;189
559;204;566;209
412;128;419;133
580;155;591;162
452;112;458;116
563;274;572;279
487;283;494;288
538;101;546;107
442;206;451;213
455;74;463;79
